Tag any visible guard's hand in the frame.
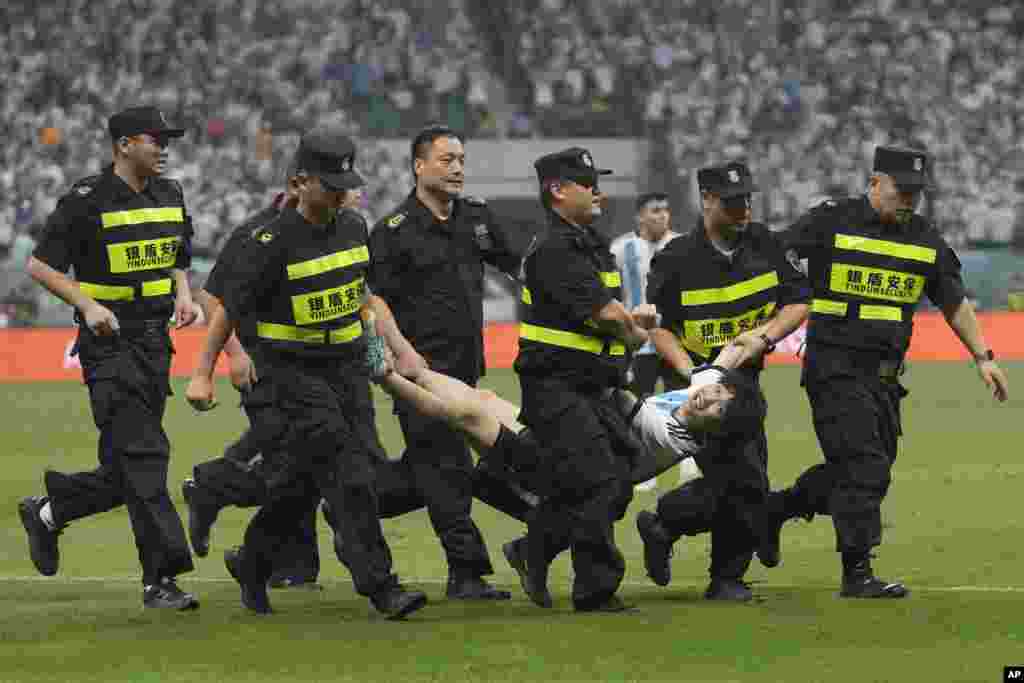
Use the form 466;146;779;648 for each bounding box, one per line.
724;331;769;368
977;360;1009;402
631;303;659;330
228;350;257;393
186;374;218;411
174;295;198;329
83;302;120;337
393;348;428;380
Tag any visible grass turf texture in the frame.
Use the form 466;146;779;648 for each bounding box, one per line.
1;364;1021;683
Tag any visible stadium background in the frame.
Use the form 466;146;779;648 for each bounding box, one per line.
1;0;1023;328
1;4;1024;682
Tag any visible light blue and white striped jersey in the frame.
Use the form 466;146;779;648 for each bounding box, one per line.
609;229;679;355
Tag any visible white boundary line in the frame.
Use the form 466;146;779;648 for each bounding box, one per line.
1;575;1022;593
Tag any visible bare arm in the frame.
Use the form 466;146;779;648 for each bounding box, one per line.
725;303;811;368
172;268;197;328
194;289;247;359
185;304;235;411
942;297;1009;402
651;326;694;379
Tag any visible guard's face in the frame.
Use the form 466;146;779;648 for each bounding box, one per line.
121;133;170;177
300;175;345;214
704;192;751;231
564;177;603;224
416;136;465;198
340;187;364;210
870;174;921;225
638;200;671;240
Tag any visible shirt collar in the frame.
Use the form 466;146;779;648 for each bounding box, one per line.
694;217;748;264
404;190;455;234
548;210;606;249
100;164;148;202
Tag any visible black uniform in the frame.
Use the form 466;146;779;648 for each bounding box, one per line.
514;152;636;608
647;215;810;580
219;204;399;600
34;164;194;586
369;191;520;581
780;193;965;556
186;198;321;581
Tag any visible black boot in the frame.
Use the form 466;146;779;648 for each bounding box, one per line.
225;547;272;614
636;511;674;586
371;585;428;620
755;491;788;568
502;537;552;608
182;479;221;558
704;578;753;602
840;553;908;599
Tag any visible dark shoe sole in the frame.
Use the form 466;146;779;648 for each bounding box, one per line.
840;584;910;599
382;592;428;621
225;549;272;614
144;597;200;610
18;498;58;577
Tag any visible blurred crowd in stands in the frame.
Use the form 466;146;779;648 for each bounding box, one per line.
1;0;1021;268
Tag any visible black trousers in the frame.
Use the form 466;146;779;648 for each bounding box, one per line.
239;360;395;596
629;353;688;397
394;400;494;578
655;425;769;580
518;377;634;609
787;376;903;553
44;325;193;585
191;429;319;578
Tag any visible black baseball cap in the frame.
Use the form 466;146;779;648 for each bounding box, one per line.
534;147;613;186
293;128;364;191
108;106;185;140
697;161;759;200
873;145;930;190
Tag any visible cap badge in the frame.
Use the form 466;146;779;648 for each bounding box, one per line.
581;152;593;168
340;156;352;172
158;112;169;127
728;169;740;183
913;157;923;172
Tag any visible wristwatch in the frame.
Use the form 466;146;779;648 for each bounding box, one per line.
758;333;776;353
975;349;995;362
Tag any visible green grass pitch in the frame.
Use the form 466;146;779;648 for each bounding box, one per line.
1;364;1021;682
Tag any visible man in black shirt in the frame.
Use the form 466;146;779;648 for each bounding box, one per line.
368;125;521;600
18;106;198;610
636;162;810;601
186;129;426;618
511;147;650;612
762;146;1009;597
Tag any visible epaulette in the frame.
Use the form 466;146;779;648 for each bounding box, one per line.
250;218;281;245
385;213;406;229
68;175;101;198
463;195;487;206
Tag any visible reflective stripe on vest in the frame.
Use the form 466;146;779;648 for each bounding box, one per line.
521;286;532;305
291;277;367;325
812;298;903;321
599;271;622;288
834;234;936;264
286;246;370;281
256;320;363;345
79;278;173;302
676;301;777;358
100;207;184;230
107;236;182;273
519;323;626;356
680;272;779;307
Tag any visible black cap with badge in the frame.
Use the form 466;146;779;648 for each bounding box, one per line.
873;145;930;190
108;106;185;140
534;147;613;187
293;128;365;191
698;161;759;208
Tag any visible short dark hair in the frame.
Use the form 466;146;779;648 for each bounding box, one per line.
715;369;767;439
636;192;669;213
410;124;464;179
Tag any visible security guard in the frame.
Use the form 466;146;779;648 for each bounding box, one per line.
511;147;649;612
186;129;427;618
18;106;198;610
636;161;810;601
767;146;1009;597
182;177;322;588
369;125;521;600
